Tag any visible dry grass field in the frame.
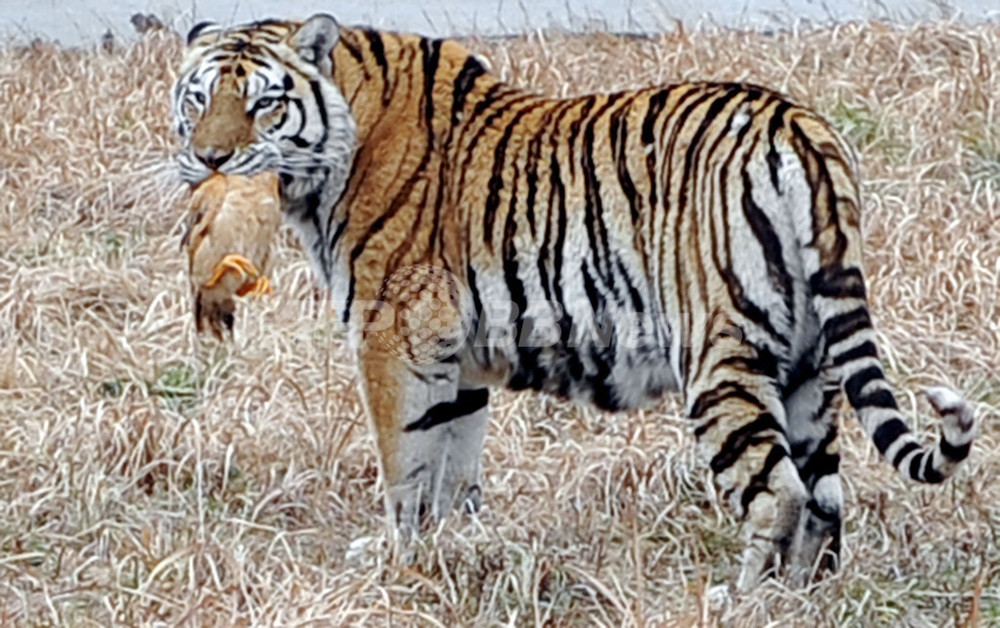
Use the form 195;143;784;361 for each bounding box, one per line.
1;18;999;626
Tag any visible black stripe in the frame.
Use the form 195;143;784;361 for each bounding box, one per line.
767;101;793;190
641;87;672;215
908;451;927;480
610;100;640;227
712;346;780;379
454;90;537;206
454;87;533;269
522;107;550;237
710;412;782;474
740;445;788;513
187;20;215;44
689;98;763;388
822;308;871;346
680;85;744;194
721;268;786;343
581;94;626;297
328;217;348;254
345;150;434;322
548;152;569;307
420;38;442;148
404;389;489;431
668;87;731;381
251;18;284;29
471;83;510;119
920;461;945;484
800;449;840;485
806;498;840;522
891;441;921;467
308;80;329;145
858;388;897;410
689;381;765;420
831;340;878;367
580;262;602;315
844;365;897;409
536;100;578;305
706;111;755;290
741;171;793;314
810;266;866;299
337;31;367;69
428;55;484;256
362;29;390;104
484;102;546;248
452;56;486;125
790;121;847;262
641;87;672;145
940;438;971;462
564;96;596;181
467;265;485;330
615;257;645;314
386;172;436;271
819;386;840;416
871;418;908;455
502;170;527;343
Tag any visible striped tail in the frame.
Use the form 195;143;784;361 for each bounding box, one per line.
818;292;976;483
789;110;976;483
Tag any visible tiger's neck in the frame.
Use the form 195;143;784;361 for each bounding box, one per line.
330;27;502;152
320;27;511;302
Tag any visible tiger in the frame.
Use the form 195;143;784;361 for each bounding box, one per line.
171;13;977;589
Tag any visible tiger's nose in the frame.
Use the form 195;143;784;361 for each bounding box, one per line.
195;148;233;170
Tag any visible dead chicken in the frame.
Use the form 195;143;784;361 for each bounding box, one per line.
183;172;282;340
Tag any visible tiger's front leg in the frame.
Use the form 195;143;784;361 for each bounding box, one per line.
357;342;490;540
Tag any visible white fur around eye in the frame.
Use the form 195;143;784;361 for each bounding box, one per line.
249;97;280;115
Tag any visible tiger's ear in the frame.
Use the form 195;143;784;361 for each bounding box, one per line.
186;20;220;45
291;13;339;75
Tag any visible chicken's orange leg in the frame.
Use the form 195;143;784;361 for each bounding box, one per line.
204;254;260;288
236;275;272;298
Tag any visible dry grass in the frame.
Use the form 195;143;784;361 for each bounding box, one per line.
1;20;999;626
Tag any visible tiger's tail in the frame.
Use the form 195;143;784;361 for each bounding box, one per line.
788;111;976;484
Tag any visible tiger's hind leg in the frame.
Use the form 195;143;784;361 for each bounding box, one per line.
357;344;490;544
686;342;809;591
783;365;844;584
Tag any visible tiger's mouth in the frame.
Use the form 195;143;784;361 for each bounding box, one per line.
176;144;281;185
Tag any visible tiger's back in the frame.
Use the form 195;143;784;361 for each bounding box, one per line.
172;15;976;589
444;82;841;412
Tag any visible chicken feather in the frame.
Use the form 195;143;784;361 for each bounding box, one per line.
185;172;282;340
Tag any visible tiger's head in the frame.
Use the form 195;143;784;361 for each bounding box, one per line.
172;14;356;202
